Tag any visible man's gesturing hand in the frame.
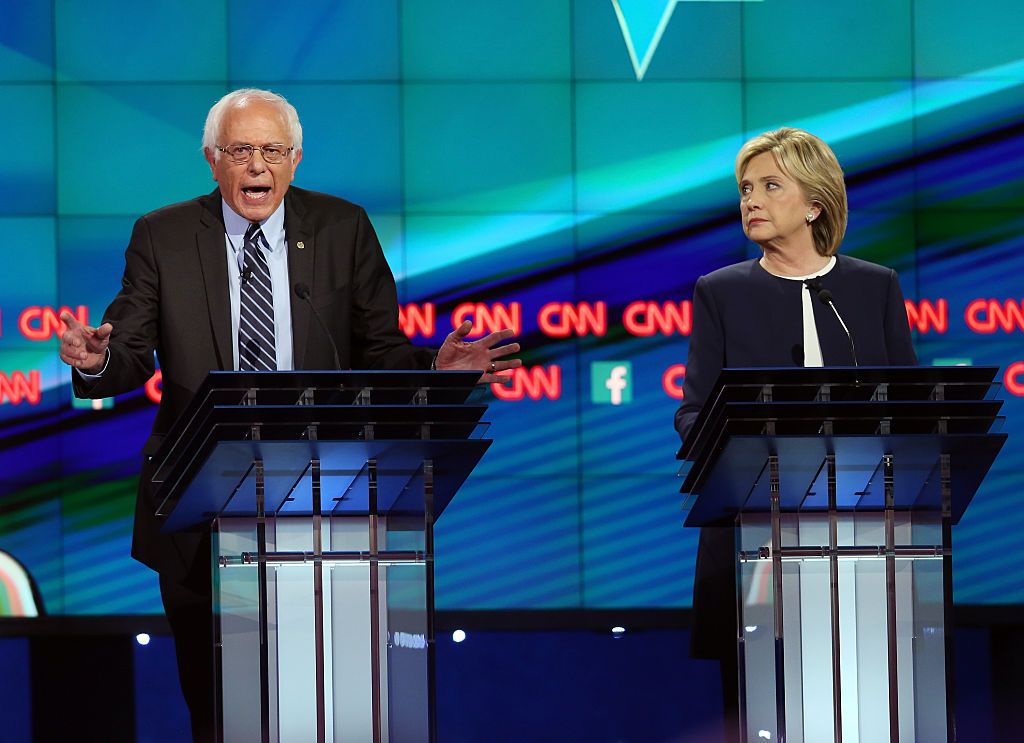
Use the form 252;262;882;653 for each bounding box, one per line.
59;311;113;374
434;320;522;384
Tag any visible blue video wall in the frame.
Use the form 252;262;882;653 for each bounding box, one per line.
1;0;1023;615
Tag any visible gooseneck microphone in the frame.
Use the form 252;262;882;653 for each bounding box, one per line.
293;282;342;370
804;279;858;366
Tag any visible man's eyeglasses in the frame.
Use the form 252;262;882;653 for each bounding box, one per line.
216;144;293;164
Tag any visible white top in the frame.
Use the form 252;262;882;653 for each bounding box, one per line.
760;256;837;367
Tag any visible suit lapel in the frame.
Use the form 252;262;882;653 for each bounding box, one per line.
196;191;232;370
285;189;315;369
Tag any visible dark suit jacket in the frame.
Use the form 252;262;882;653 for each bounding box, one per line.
674;255;918;658
74;187;434;580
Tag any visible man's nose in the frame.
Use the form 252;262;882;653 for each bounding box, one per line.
247;149;268;173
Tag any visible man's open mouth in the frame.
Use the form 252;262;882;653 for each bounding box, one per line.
242;186;271;202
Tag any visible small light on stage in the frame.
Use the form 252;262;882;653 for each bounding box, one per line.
452;629;466;643
745;625;758;634
758;730;771;740
135;633;151;646
611;626;626;637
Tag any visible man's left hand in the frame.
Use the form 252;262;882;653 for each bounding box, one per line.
435;320;522;384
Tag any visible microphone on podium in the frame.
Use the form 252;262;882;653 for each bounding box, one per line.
804;279;858;366
293;282;342;371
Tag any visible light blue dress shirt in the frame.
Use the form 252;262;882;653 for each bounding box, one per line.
222;200;294;370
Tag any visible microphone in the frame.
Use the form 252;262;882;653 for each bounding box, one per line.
813;286;859;366
241;267;253;284
293;283;342;370
804;277;823;295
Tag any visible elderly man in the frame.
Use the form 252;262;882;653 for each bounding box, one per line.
58;88;519;741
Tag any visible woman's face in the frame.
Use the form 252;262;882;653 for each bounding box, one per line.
738;152;819;249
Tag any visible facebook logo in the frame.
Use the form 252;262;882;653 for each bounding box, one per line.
591;361;632;405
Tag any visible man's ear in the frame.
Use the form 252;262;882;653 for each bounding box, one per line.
203;148;218;181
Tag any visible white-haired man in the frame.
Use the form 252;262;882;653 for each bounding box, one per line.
59;88;519;741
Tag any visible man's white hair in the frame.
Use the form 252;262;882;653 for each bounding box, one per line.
202;88;302;161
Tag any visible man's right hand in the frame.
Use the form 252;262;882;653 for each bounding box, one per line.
59;311;113;374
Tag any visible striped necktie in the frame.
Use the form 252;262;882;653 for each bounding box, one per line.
238;222;277;371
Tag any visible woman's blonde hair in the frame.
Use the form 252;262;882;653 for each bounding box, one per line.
736;128;847;256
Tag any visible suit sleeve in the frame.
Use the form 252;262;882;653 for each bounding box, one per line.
349;208;434;370
72;216;160;399
884;268;918;365
675;275;725;442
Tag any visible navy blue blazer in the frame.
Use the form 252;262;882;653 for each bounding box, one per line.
676;254;918;440
675;254;918;658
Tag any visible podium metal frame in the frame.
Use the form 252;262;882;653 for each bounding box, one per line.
150;371;490;743
679;366;1005;743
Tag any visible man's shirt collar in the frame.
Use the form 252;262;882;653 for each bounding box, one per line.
221;196;286;251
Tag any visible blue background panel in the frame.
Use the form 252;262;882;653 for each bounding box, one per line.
913;86;1024;212
403;213;576;298
913;0;1024;79
0;218;57;349
915;210;1024;319
55;0;228;82
1;0;1024;615
913;79;1024;153
271;83;403;212
56;216;141;319
575;81;744;214
56;84;226;216
0;85;55;214
953;467;1024;603
435;476;583;609
581;476;696;608
840;211;916;279
740;0;913;80
0;3;53;82
369;212;405;286
228;0;400;81
578;338;684;479
402;0;571;80
402;83;573;213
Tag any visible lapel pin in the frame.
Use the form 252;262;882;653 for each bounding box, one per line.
296;241;305;249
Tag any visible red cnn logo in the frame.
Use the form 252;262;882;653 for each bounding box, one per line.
1005;362;1024;397
662;364;686;400
451;302;522;337
624;301;692;337
491;366;562;401
0;370;42;405
145;370;162;404
904;299;947;334
19;306;89;341
965;299;1024;333
399;303;436;338
537;302;606;337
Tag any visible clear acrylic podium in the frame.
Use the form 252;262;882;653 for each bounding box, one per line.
150;371;490;743
678;367;1006;743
